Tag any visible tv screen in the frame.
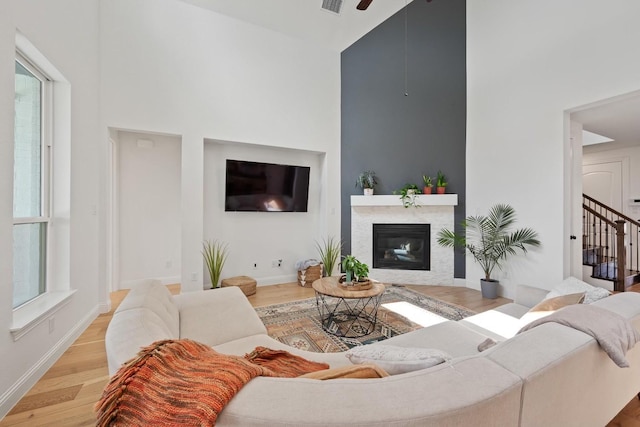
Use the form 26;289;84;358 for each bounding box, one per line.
225;159;310;212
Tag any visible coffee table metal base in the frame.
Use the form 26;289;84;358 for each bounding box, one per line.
314;292;383;338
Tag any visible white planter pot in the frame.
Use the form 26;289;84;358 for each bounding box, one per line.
363;188;374;196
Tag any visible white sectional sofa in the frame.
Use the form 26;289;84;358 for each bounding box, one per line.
105;279;640;427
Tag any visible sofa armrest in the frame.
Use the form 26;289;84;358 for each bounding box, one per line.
173;286;267;347
514;284;548;308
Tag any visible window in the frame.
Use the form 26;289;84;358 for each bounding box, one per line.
13;53;51;309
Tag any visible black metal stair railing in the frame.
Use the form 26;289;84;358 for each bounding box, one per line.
583;194;640;291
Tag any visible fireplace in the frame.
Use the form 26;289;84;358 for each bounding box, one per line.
373;223;430;271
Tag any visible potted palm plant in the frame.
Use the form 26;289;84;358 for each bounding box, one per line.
436;204;541;299
202;239;229;289
315;236;343;276
356;171;378;195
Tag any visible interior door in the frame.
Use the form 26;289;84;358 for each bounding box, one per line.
583;161;623;211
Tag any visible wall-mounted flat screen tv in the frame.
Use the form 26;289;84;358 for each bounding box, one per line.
225;159;310;212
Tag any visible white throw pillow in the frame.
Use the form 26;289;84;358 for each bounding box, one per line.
345;345;451;375
545;276;610;304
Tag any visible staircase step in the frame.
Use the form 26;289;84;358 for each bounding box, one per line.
591;262;640;289
624;271;640;288
583;247;604;266
592;262;616;280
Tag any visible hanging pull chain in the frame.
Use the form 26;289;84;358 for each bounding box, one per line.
404;0;409;96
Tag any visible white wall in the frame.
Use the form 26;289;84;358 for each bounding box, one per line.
100;0;342;292
0;0;101;417
203;141;324;286
467;0;640;297
117;130;182;288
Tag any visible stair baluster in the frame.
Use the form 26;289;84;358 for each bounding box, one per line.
583;194;640;291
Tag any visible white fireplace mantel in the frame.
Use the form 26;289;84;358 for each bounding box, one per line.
351;194;458;207
350;194;458;286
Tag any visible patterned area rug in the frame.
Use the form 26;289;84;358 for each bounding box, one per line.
255;285;475;352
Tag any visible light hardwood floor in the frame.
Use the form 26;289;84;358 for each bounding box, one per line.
1;283;639;426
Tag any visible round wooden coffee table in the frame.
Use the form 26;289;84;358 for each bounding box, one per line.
312;276;386;338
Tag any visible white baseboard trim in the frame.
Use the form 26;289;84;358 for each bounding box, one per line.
257;274;298;286
99;301;112;314
453;278;468;287
0;306;99;419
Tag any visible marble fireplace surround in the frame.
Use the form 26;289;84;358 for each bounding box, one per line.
351;194;458;285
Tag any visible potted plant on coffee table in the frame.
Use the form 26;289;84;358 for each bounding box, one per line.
356;170;378;196
436;204;540;299
340;255;370;287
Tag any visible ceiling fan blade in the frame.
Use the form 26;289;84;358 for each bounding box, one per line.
356;0;373;10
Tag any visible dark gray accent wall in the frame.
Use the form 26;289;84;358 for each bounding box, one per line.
341;0;466;278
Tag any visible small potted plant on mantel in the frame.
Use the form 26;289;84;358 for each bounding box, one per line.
436;204;540;299
394;183;421;208
436;171;447;194
356;170;378;196
422;175;433;194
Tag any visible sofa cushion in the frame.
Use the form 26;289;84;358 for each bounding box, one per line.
545;276;610;304
298;363;389;380
520;292;585;324
213;334;352;368
485;321;640;427
345;345;451;375
116;280;180;338
174;287;267;345
218;357;523;426
105;308;177;375
381;320;491;357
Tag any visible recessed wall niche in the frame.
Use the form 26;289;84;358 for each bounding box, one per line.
203;139;326;287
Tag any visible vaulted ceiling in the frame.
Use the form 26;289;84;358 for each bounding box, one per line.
178;0;414;51
179;0;640;150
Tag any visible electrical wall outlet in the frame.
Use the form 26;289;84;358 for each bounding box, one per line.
48;317;55;333
191;272;197;281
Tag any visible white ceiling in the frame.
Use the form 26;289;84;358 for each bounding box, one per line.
178;0;640;151
572;93;640;151
178;0;414;52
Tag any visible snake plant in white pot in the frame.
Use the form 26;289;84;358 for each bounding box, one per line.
436;204;541;299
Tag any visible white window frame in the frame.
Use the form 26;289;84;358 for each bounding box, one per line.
11;39;74;340
13;51;52;310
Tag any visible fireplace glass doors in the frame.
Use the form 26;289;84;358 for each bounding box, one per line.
372;223;430;271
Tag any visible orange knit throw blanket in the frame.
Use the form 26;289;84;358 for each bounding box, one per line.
95;340;329;426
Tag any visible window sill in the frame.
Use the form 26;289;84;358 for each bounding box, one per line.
11;290;76;341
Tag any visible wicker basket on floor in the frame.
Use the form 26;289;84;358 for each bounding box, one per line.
221;276;257;296
297;264;323;287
